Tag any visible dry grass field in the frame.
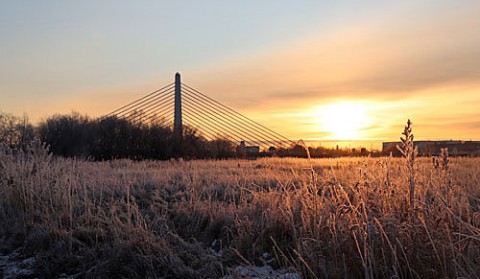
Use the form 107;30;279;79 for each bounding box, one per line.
1;142;480;278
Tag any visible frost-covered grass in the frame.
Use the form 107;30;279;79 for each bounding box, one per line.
1;142;480;278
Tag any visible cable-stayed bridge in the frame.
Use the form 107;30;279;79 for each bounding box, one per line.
100;73;295;152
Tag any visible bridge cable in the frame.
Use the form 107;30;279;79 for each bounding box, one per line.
182;83;295;147
119;89;174;119
182;107;245;144
137;105;175;126
182;114;227;142
100;83;174;120
182;101;251;144
114;88;174;119
182;88;287;148
122;93;174;123
182;93;279;149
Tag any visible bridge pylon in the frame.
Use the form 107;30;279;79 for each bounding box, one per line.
173;72;183;156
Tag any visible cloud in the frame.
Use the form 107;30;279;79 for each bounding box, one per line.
185;3;480;141
194;3;480;108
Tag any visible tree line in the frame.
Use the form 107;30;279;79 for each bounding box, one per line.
0;112;237;159
0;112;379;159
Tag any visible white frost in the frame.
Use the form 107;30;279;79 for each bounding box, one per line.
223;265;301;279
0;249;36;279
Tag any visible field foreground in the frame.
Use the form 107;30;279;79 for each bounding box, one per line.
1;143;480;278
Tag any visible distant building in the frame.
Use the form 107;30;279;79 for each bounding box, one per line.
382;140;480;156
237;141;260;159
246;146;260;158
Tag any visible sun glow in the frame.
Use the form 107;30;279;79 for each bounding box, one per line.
318;102;371;140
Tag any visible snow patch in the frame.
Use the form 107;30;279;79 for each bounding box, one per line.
223;265;300;279
0;248;36;279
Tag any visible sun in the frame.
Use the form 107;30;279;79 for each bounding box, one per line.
318;102;371;140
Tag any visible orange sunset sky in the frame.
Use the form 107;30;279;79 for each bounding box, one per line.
1;1;480;148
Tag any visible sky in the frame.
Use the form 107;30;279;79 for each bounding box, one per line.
1;1;480;147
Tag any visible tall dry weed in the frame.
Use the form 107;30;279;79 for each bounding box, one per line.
397;119;418;220
1;139;480;278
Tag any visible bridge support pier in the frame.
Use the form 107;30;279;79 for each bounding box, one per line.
173;72;183;156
